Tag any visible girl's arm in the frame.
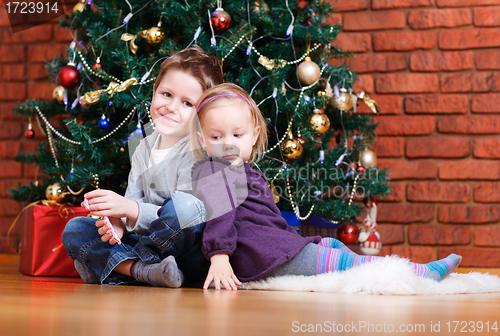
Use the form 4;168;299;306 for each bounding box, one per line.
204;254;241;290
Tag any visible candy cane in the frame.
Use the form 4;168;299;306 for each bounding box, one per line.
83;198;122;244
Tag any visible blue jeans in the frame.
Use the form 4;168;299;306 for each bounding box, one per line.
62;192;209;286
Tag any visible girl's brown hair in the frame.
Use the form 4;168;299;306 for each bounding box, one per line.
153;46;223;92
191;83;268;163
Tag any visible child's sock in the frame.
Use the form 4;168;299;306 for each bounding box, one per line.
316;246;462;282
410;254;462;281
318;237;356;255
131;256;184;288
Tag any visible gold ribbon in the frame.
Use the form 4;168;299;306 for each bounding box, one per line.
121;30;151;54
80;77;138;105
357;91;380;114
7;200;76;254
258;55;287;71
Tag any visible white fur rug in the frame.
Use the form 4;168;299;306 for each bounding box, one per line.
242;256;500;295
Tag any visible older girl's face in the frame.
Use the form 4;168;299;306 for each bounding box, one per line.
150;69;204;149
199;101;260;166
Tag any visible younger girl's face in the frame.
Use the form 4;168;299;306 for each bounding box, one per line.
150;69;204;149
199;101;260;166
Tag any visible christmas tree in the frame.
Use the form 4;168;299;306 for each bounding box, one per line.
11;0;390;226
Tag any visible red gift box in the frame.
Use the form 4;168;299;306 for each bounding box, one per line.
19;204;89;277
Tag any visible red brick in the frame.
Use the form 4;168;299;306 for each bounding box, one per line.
439;160;500;180
0;217;21;236
439;247;500;267
27;44;67;63
476;50;500;70
27;64;49;80
328;0;369;11
474;182;500;202
374;116;435;135
0;6;9;28
376;74;438;93
438;115;500;134
373;31;436;51
0;83;26;101
377;203;435;223
0;141;21;159
23;163;40;179
441;73;500;93
0;45;25;63
475;226;500;246
325;13;342;26
372;137;404;157
383;246;436;263
0;122;22;140
378;224;405;244
382;181;405;201
2;25;52;43
372;0;435;10
0;199;21;217
343;11;406;31
407;137;470;159
27;82;55;100
0;64;27;81
357;94;402;115
410;51;473;72
379;159;438;179
474;6;500;26
333;33;371;52
0;160;23;178
347;53;407;73
439;205;500;223
472;93;500;112
352;74;374;93
409;224;470;245
408;8;471;29
437;0;500;6
0;236;20;254
405;94;468;114
473;138;500;158
54;26;74;42
407;182;470;202
439;29;500;50
0;103;20;120
0;180;26;198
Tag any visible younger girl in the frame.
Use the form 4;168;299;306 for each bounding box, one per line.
191;83;462;290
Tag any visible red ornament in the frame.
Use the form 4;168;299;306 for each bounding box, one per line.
336;223;360;245
356;165;365;174
57;63;81;89
26;129;35;139
211;8;231;32
93;62;102;70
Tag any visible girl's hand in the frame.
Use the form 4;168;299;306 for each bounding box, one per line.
83;189;139;221
204;254;241;290
96;217;125;245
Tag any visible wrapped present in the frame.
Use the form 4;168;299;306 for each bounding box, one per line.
281;211;340;238
19;204;89;277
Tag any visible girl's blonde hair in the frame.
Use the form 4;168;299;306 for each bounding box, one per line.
191;83;268;163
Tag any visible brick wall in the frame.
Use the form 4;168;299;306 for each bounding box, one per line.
0;0;499;267
0;0;73;253
331;0;500;267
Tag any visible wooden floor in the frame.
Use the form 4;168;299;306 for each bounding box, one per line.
1;266;500;336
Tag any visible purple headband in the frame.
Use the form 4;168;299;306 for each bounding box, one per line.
196;94;251;113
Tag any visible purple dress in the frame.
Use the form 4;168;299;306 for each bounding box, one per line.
191;157;321;282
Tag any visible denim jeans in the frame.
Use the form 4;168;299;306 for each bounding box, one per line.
62;192;209;286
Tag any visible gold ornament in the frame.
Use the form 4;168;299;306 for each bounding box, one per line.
357;91;380;114
52;86;66;104
333;88;353;111
45;183;68;203
73;1;86;12
271;183;280;203
80;77;138;105
281;132;303;160
297;56;320;85
359;149;377;168
145;26;166;46
253;0;270;13
307;109;330;134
